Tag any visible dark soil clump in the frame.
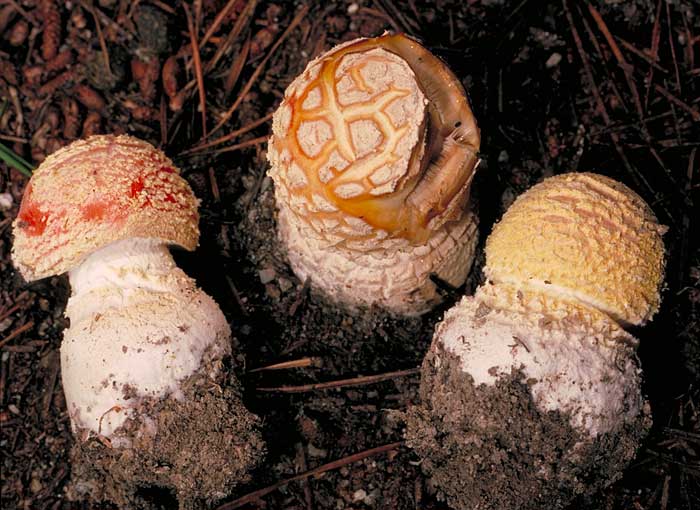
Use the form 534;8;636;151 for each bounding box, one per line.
68;359;264;510
405;343;652;510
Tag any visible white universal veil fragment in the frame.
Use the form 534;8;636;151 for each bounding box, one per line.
12;135;263;508
436;283;644;438
406;172;666;510
268;34;481;315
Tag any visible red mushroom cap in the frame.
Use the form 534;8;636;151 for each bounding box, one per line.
12;135;200;281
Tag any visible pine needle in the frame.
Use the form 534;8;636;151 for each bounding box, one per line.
0;142;33;177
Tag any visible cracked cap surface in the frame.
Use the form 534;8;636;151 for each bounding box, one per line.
268;33;480;247
267;34;481;314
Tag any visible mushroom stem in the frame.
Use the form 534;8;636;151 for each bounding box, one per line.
67;238;177;323
61;238;231;440
267;35;482;314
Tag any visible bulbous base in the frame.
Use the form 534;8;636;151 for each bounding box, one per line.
67;362;264;510
278;207;479;316
405;343;651;510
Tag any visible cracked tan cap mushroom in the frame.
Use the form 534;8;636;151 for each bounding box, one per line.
484;172;666;325
12;134;199;282
268;34;481;315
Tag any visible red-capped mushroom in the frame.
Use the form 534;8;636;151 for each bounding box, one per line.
12;135;264;508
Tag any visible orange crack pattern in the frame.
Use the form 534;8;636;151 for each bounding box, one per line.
271;41;425;243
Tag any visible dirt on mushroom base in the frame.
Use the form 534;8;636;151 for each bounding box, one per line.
234;175;453;374
67;356;264;510
235;179;655;510
404;344;651;510
1;0;698;508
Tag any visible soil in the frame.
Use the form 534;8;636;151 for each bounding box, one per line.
68;356;264;510
404;342;651;510
1;1;699;510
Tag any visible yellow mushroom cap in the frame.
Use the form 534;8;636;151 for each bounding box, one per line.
484;172;666;326
12;135;200;281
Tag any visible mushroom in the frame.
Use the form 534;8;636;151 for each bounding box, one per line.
267;33;480;315
406;173;666;510
12;135;264;508
484;172;666;326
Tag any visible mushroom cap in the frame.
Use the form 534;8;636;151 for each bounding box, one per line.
12;135;199;281
267;34;481;314
268;33;480;246
484;172;666;326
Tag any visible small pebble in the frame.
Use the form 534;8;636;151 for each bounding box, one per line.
258;267;276;284
8;20;28;47
0;318;13;334
307;443;328;458
278;277;293;292
364;489;380;505
352;489;367;502
29;478;43;494
37;321;50;337
0;193;13;210
546;52;562;68
265;283;281;300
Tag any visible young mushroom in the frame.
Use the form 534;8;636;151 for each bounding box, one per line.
12;135;264;508
406;173;666;510
268;33;480;315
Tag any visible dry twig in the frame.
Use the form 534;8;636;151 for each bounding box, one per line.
249;357;321;373
563;0;659;207
644;0;663;108
85;1;113;83
209;4;310;137
224;36;251;95
184;4;207;137
181;112;272;154
256;367;420;393
216;442;403;510
0;321;34;348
